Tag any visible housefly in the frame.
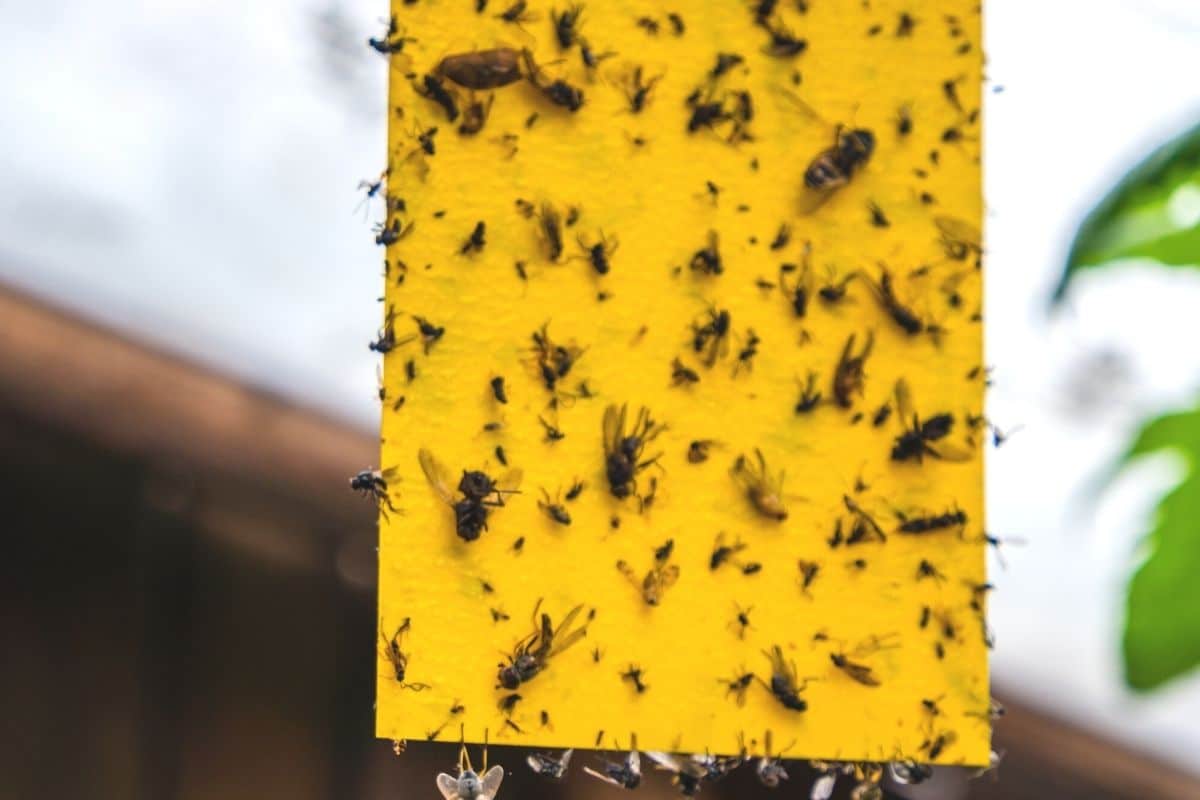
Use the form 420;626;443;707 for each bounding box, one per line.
437;729;505;800
617;538;680;605
418;449;522;541
832;331;873;408
760;645;809;711
497;599;590;689
583;735;642;789
603;403;666;501
889;378;970;463
527;748;573;779
731;449;788;521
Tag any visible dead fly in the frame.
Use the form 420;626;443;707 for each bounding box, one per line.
620;664;649;693
890;378;969;463
496;0;537;27
380;617;431;689
565;479;586;500
460;221;487;254
731;449;789;521
368;15;415;54
935;214;983;267
794;371;822;413
896;506;967;534
498;693;522;715
534;203;565;261
351;466;399;514
829;633;898;686
921;729;957;761
832;331;873;408
490;376;507;404
671;357;701;386
413;315;446;353
498;599;590;689
577;230;618;275
415;74;460;121
731;329;760;376
755;729;793;788
916;559;945;582
374;217;413;246
862;265;924;335
709;531;750;571
636;15;661;35
644;751;709;797
437;49;524;90
687;439;718;463
527;748;572;779
530;323;584;392
687;95;732;135
842;494;887;545
691;307;732;367
459;93;495;136
797;559;820;595
760;645;809;711
538;415;565;442
551;4;584;49
780;257;813;320
867;201;890;227
621;66;662;113
804;126;875;193
818;266;857;304
760;19;807;57
583;735;642;789
617;538;680;606
895;103;913;136
436;729;505;800
688;230;723;275
538;487;572;525
579;41;615;71
730;603;754;639
418;448;522;541
521;49;585;111
602;403;666;501
720;668;755;706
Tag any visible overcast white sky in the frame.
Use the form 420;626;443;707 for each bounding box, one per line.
2;0;1200;773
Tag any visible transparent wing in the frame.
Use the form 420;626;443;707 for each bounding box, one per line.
929;441;973;462
560;749;574;771
583;766;623;787
893;378;914;422
436;773;460;800
495;467;523;494
616;560;640;587
645;750;684;773
602;404;624;452
418;448;457;504
480;765;505;798
934;215;982;250
811;773;837;800
658;564;680;591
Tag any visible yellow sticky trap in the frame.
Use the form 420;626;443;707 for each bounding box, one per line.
377;0;987;767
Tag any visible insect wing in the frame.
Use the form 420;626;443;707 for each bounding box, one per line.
658;564;681;591
892;378;915;423
934;215;982;251
436;773;461;800
480;765;505;798
419;448;458;504
929;440;973;462
583;766;625;787
811;773;837;800
495;467;524;495
603;404;625;453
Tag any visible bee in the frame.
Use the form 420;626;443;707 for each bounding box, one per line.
720;668;755;706
755;729;793;788
731;449;788;521
861;265;924;335
602;403;666;501
691;307;732;367
577;230;618;275
538;487;572;525
935;215;983;267
617;538;680;605
583;734;642;789
530;323;584;392
890;378;970;463
804;125;875;192
687;439;718;463
415;74;460;121
437;729;505;800
350;467;399;515
621;65;662;113
620;664;649;693
497;599;590;689
418;449;522;542
380;617;431;690
521;48;585;111
688;230;723;275
759;645;809;711
527;748;573;779
551;4;585;49
794;371;822;413
832;331;873;408
896;507;967;534
797;559;820;595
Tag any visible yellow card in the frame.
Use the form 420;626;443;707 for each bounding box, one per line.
376;0;987;767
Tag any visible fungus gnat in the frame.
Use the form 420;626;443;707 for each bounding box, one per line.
690;307;731;367
583;735;641;789
731;449;788;520
538;487;572;525
890;378;970;463
380;617;431;690
720;668;755;706
760;645;808;710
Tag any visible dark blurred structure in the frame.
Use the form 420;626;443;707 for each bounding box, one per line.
2;283;1197;800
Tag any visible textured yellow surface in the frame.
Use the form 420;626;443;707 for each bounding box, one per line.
377;0;987;766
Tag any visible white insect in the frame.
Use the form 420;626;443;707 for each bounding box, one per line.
437;731;505;800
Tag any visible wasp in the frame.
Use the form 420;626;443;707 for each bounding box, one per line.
603;403;666;501
621;65;662;113
351;466;399;515
842;494;886;545
890;378;969;463
760;645;809;710
731;449;788;521
688;230;723;276
720;668;755;706
804;126;874;192
380;617;431;690
617;538;680;605
755;729;793;788
415;74;460;121
551;4;584;49
418;449;522;542
437;728;505;800
527;748;572;779
530;323;585;392
794;371;822;413
862;265;924;335
896;507;967;534
538;487;572;525
521;49;584;111
583;734;641;789
687;439;718;463
577;230;618;275
620;664;649;693
497;599;590;689
691;306;731;367
832;331;873;408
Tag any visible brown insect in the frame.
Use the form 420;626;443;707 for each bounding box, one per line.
617;538;680;605
731;449;788;521
832;331;874;408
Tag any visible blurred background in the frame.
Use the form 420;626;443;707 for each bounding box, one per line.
3;0;1200;797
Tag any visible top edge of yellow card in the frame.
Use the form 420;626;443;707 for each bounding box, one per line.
376;0;988;767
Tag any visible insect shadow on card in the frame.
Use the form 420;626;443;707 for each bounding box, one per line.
418;449;522;541
437;727;505;800
379;617;430;690
497;598;590;689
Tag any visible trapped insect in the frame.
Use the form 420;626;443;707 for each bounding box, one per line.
691;306;732;367
687;439;718;463
721;668;755;706
418;448;522;541
842;494;887;545
368;15;415;54
521;48;585;111
620;664;649;693
415;74;460;121
862;265;924;335
530;322;584;392
380;617;431;690
832;331;873;408
497;599;590;689
731;449;789;520
797;559;820;595
538;487;572;525
794;371;822;413
437;48;524;90
760;644;809;710
688;230;723;276
551;4;584;49
890;378;970;463
621;66;662;113
437;728;505;800
577;230;618;275
617;538;680;605
527;748;573;779
896;506;967;534
644;751;708;797
583;734;642;789
829;633;898;686
603;403;666;501
805;125;875;192
755;729;793;788
351;466;399;514
461;221;487;254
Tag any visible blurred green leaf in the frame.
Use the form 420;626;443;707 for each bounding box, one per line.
1053;121;1200;302
1118;405;1200;690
